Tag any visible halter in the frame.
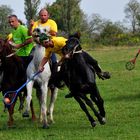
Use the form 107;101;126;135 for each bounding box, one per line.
65;37;83;57
72;44;83;54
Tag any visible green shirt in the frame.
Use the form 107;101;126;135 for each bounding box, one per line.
11;25;34;56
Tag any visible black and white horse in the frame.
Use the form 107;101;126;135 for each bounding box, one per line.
53;33;107;127
22;27;58;129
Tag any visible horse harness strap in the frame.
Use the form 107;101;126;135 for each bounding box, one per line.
72;44;82;54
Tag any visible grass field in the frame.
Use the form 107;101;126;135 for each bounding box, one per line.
0;46;140;140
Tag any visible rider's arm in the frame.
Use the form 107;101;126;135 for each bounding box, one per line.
39;50;51;72
28;19;35;36
38;57;49;72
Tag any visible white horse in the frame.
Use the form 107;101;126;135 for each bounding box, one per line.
22;27;58;129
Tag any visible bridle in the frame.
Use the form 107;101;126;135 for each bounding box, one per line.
64;37;83;58
72;44;83;54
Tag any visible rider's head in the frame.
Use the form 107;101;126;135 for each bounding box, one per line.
39;8;50;23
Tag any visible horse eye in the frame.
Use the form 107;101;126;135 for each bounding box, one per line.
36;28;40;33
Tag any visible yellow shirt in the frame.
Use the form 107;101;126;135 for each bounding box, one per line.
32;19;58;33
45;37;68;59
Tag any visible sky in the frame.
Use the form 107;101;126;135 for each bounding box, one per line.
0;0;136;23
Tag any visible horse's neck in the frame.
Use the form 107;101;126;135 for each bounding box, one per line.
33;44;45;62
3;44;13;56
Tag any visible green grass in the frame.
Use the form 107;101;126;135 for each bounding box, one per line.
1;46;140;140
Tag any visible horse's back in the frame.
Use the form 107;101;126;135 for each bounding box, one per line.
63;53;96;85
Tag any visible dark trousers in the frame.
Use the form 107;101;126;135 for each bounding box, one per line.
50;53;57;74
83;51;102;73
51;53;57;63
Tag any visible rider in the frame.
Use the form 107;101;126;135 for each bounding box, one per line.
28;8;58;86
7;15;34;70
38;33;110;98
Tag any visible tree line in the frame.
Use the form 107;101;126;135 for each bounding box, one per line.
0;0;140;48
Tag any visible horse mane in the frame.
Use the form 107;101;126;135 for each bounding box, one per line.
0;39;22;63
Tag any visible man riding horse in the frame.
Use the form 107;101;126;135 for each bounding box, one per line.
36;31;111;127
36;31;110;98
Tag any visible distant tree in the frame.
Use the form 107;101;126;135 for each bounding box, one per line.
24;0;40;26
46;0;85;35
99;21;125;45
124;0;140;34
88;14;104;34
0;5;13;38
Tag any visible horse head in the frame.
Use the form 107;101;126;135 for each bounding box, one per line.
0;39;14;58
62;32;82;58
32;26;51;45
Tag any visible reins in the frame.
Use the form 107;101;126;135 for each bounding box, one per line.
6;48;21;58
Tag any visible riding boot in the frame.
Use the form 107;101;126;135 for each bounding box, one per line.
97;71;111;80
95;65;111;80
93;64;111;80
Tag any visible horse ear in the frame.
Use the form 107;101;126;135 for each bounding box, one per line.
76;31;81;39
69;31;81;39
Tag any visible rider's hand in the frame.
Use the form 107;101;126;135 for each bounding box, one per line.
38;65;44;72
8;41;16;47
14;44;22;49
30;19;34;27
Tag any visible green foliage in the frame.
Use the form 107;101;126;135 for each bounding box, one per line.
0;5;13;38
24;0;40;26
45;0;85;35
124;0;140;34
85;21;140;47
1;0;140;47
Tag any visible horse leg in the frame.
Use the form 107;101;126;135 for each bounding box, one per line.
22;81;34;118
74;96;96;127
18;90;26;111
7;103;15;127
90;85;106;124
35;86;42;120
30;99;36;121
80;93;105;125
47;87;58;124
40;83;49;129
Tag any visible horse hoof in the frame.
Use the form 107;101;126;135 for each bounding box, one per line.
42;124;50;129
91;121;97;127
99;117;106;125
22;112;29;117
7;121;14;127
32;115;36;121
48;119;55;124
18;104;24;111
